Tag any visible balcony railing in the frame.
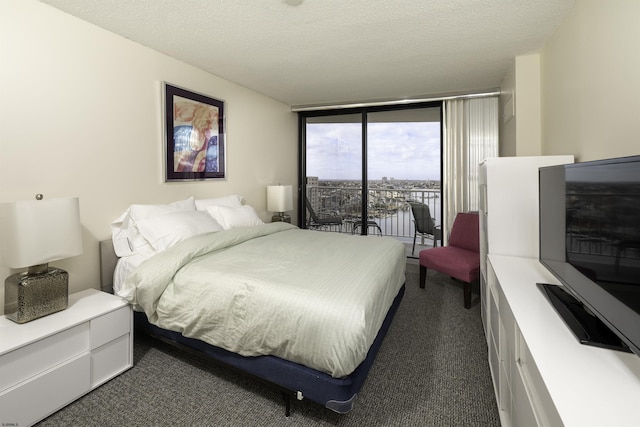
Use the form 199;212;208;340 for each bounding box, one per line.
566;191;640;278
306;185;441;244
566;192;640;262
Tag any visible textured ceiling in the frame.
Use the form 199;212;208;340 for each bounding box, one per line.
38;0;575;107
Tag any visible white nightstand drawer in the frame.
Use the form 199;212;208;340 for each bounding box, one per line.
91;305;130;349
91;333;132;387
0;323;90;392
0;352;91;427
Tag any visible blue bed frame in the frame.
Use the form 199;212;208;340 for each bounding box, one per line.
133;286;404;415
99;239;405;415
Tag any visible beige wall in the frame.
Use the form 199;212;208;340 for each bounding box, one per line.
0;0;297;311
514;55;543;156
540;0;640;161
499;55;543;157
499;60;517;156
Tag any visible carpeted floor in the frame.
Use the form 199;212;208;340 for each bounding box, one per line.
36;261;500;426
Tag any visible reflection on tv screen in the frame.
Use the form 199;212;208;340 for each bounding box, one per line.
566;175;640;312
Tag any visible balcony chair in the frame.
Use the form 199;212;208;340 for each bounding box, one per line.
408;201;442;255
305;198;343;232
418;212;480;309
352;219;382;236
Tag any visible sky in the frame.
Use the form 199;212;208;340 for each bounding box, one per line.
306;121;441;181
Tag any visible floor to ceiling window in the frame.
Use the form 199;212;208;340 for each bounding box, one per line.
304;113;363;229
299;102;442;248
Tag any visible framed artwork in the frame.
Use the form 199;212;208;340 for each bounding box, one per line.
163;83;226;181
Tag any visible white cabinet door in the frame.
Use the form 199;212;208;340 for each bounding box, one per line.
481;155;573;259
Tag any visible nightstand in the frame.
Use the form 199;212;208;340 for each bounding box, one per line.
0;288;133;426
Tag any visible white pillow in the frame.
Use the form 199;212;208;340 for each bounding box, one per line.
195;195;243;211
129;197;196;222
111;197;196;257
111;210;136;257
206;205;264;230
136;210;222;252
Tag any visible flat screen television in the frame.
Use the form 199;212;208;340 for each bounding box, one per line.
538;155;640;356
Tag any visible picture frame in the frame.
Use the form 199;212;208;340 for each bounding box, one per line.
163;83;226;181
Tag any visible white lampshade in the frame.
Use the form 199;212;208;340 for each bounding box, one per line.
0;197;83;269
267;185;293;213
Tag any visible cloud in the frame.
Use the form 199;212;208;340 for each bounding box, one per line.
306;121;440;180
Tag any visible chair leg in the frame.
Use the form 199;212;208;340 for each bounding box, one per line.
463;282;471;309
412;233;417;255
419;265;426;289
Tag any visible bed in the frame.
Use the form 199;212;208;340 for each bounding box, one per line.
100;196;406;415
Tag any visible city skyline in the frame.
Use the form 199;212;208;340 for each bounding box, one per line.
306;121;441;181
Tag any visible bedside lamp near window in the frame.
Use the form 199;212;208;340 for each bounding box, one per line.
0;195;83;324
267;185;293;223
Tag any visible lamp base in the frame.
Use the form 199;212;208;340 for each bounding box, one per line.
271;213;291;223
4;267;69;324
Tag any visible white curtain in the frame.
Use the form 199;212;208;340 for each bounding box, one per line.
442;97;498;241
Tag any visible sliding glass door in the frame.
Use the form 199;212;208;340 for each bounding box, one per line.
366;108;441;238
300;103;442;245
304;114;363;232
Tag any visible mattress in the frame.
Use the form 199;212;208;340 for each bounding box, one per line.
117;222;406;378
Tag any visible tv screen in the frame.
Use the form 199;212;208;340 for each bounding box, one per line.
539;155;640;355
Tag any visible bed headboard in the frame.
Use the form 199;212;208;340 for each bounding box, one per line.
99;239;118;294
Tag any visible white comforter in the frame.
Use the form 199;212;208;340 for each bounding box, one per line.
118;222;406;378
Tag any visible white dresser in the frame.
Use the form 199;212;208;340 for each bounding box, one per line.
487;255;640;426
478;155;640;426
0;288;133;426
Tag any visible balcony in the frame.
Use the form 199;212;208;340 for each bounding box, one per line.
306;185;441;257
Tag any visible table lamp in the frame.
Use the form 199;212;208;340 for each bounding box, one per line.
267;185;293;223
1;195;83;323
